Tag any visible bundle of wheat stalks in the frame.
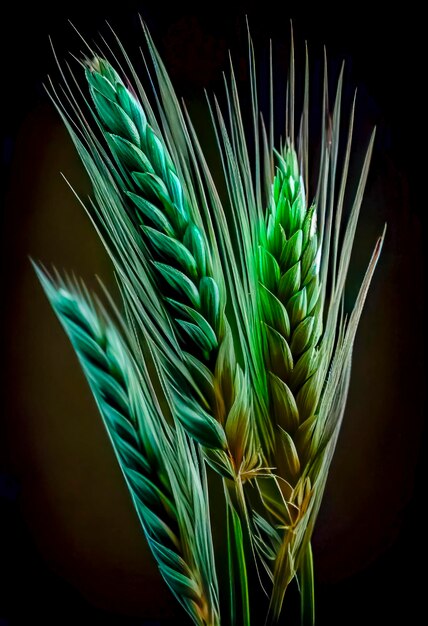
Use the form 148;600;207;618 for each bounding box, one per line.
34;22;385;626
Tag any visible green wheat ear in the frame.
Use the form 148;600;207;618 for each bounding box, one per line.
36;22;385;626
84;56;260;487
34;266;220;626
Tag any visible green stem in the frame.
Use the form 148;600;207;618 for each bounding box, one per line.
231;505;251;626
226;502;236;626
298;541;315;626
224;482;250;626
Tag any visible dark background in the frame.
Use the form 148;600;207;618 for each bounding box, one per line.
1;2;425;625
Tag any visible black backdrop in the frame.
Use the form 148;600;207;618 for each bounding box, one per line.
2;2;425;625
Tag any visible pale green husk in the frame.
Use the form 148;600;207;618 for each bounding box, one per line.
35;23;385;626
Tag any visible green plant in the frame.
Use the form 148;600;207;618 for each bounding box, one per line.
35;23;384;625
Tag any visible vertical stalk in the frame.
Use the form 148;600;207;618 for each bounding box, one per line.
298;542;315;626
232;504;251;626
226;501;236;625
224;482;251;626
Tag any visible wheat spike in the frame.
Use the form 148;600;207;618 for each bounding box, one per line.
259;146;321;433
34;266;220;626
84;58;258;484
253;60;384;622
256;147;321;622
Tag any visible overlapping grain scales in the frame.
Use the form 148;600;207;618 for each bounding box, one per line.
260;147;321;437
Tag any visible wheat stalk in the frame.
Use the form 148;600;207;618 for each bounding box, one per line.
34;22;385;625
